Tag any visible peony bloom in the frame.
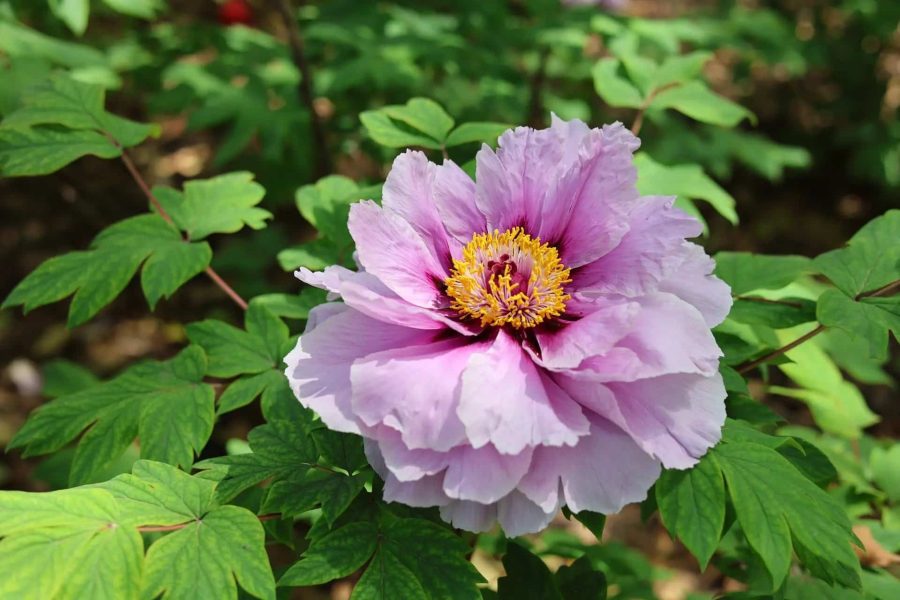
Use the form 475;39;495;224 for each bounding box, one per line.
284;117;731;536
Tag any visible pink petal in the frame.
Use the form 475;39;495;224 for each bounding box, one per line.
348;201;448;308
432;158;485;247
658;243;732;327
384;472;450;507
458;330;589;455
574;195;702;297
498;491;559;537
376;428;450;482
283;305;434;434
439;500;497;533
351;338;487;451
518;416;661;514
442;443;533;503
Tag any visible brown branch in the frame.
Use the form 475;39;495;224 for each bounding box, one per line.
736;277;900;374
272;0;331;178
138;513;281;533
631;81;680;136
119;150;249;311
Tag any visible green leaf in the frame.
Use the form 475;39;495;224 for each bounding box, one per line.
217;370;284;416
186;304;287;377
651;81;755;127
2;76;158;146
0;487;143;599
248;288;328;320
498;542;562;600
714;252;813;295
817;291;900;361
279;521;378;586
651;51;713;89
295;175;373;247
0;126;120;176
102;0;165;19
869;445;900;502
3;214;210;323
572;511;606;542
728;298;817;329
153;172;271;240
813;210;900;297
8;346;215;484
41;359;99;397
381;98;455;144
555;555;607;600
656;455;725;568
445;122;511;147
635;153;738;224
713;436;860;590
48;0;90;36
592;58;644;109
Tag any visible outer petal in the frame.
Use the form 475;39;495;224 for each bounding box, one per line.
458;330;589;455
497;491;559;537
384;472;450;508
350;338;486;451
533;299;640;370
517;416;661;514
377;429;449;482
574;196;702;297
559;370;726;469
442;443;533;503
658;243;732;327
440;500;497;533
381;151;452;268
296;265;478;335
283;305;434;434
432;158;485;246
348;201;447;308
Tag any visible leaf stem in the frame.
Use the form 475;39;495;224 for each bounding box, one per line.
119;150;249;311
631;82;680;136
137;513;281;533
736;277;900;374
272;0;331;178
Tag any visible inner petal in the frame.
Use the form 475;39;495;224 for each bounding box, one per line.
444;227;571;329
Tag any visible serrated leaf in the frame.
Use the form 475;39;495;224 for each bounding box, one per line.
186;305;286;378
217;370;284;416
445;122;511;147
656;455;725;568
295;175;376;246
8;346;215;484
555;555;607;600
635;153;738;224
651;81;755;127
279;521;378;586
154;172;271;240
0;126;120;176
728;298;817;329
2;76;157;146
0;487;143;600
41;359;99;397
592;58;644;108
498;542;562;600
714;252;813;295
360;110;443;150
381;98;454;144
817;290;900;362
248;288;328;320
714;436;860;590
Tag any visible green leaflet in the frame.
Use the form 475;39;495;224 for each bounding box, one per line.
0;127;120;176
649;81;755;127
713;252;813;295
2;214;211;324
635;153;738;224
8;346;215;485
592;59;644;108
496;543;607;600
361;97;454;149
48;0;90;36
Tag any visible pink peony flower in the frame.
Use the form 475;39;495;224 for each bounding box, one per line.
284;117;731;536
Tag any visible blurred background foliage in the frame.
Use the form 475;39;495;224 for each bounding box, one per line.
1;0;899;598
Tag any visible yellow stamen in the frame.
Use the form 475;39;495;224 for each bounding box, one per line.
444;228;571;329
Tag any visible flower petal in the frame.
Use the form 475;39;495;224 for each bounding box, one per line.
351;338;486;451
458;330;589;454
658;243;732;327
498;491;559;537
433;158;485;246
377;428;450;482
284;305;434;434
384;472;450;507
439;500;497;533
348;200;448;308
442;443;533;503
518;415;661;514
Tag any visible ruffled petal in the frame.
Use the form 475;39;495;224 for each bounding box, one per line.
533;299;639;370
381;151;452;269
377;429;449;482
497;491;559;537
383;472;450;508
574;195;702;297
348;201;448;308
442;443;533;503
458;330;589;455
439;500;497;533
284;305;434;434
518;415;661;514
658;243;732;327
351;338;486;451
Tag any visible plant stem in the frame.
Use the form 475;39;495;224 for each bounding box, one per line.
631;82;680;136
736;277;900;374
137;513;281;533
273;0;331;178
119;150;249;311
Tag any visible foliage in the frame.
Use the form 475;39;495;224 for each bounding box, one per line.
1;1;899;599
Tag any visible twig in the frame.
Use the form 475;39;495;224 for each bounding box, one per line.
138;513;281;533
119;150;249;311
272;0;331;178
736;277;900;374
631;81;680;136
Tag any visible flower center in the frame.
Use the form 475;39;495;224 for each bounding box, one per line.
444;227;571;329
